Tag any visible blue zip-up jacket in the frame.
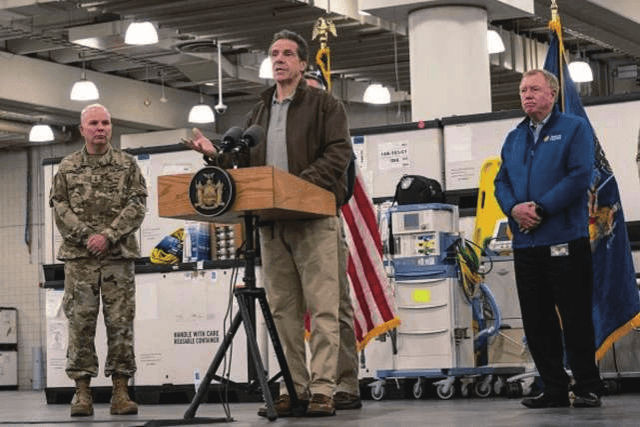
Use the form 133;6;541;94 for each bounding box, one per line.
494;106;594;249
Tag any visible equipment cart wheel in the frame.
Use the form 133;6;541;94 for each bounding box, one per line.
604;379;620;395
460;379;473;398
474;376;493;398
436;383;455;400
371;383;385;401
506;381;523;398
493;376;506;396
412;379;425;399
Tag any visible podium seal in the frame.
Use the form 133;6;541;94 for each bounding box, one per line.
189;166;235;217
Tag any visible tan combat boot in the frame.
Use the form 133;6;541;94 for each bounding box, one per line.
110;374;138;415
70;376;93;416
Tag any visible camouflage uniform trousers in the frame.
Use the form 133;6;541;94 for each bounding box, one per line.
63;257;136;380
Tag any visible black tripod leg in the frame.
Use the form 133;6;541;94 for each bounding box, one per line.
256;293;304;416
183;311;243;419
236;292;278;421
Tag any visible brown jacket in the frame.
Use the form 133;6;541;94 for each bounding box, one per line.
240;80;353;207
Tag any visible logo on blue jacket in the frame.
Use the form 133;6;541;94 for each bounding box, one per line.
544;134;562;142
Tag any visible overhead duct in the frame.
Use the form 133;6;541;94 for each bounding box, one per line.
0;119;30;134
0;120;72;147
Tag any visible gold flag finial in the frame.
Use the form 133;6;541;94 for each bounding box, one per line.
312;17;337;91
551;0;559;22
312;17;337;49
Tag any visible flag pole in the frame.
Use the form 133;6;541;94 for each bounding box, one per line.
549;0;565;112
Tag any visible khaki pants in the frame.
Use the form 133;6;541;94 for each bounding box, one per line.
336;222;359;395
260;216;340;398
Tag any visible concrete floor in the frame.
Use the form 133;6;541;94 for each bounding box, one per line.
1;390;640;427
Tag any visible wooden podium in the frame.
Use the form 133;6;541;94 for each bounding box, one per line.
157;166;336;422
157;165;336;223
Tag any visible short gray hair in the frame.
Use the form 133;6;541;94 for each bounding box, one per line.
80;103;110;122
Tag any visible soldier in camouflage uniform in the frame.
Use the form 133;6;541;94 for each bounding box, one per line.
49;104;147;417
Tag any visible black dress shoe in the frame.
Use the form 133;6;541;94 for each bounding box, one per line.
572;392;602;408
521;393;570;409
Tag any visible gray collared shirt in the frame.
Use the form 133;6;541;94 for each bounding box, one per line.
266;90;295;172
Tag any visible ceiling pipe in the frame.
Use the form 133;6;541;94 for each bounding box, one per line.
0;120;72;144
0;119;31;134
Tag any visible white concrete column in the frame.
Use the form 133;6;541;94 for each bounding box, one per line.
409;6;492;121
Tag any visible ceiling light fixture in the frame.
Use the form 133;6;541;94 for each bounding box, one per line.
160;72;168;103
29;124;55;142
568;51;593;83
259;57;273;79
487;29;505;54
70;59;99;101
124;21;158;45
568;60;593;82
569;42;593;83
188;92;215;124
363;83;391;104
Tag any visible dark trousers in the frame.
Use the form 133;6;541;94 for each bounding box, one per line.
513;237;602;396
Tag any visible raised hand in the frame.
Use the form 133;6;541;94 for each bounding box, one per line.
182;128;217;157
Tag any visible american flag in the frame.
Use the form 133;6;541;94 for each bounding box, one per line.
341;169;400;351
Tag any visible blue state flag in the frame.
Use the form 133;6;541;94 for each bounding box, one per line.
544;27;640;359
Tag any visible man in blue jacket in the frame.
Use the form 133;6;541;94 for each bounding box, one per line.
495;69;603;408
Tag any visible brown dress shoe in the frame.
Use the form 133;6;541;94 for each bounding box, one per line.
307;393;336;417
334;391;362;410
257;394;308;418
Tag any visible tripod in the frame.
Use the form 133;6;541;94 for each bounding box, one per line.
183;213;302;422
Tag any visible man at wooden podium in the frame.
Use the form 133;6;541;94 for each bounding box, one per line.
185;29;353;417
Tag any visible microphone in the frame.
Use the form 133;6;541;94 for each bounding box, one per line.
231;125;265;153
219;126;243;152
240;125;265;149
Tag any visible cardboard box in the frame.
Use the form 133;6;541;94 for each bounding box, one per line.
488;327;531;366
0;351;17;387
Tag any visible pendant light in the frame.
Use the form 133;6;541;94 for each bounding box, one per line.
487;29;505;54
29;124;54;142
363;83;391;104
70;57;99;101
124;21;158;45
188;91;215;124
568;41;593;83
259;57;273;79
568;61;593;83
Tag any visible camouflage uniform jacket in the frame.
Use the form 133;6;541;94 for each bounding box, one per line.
49;145;147;260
